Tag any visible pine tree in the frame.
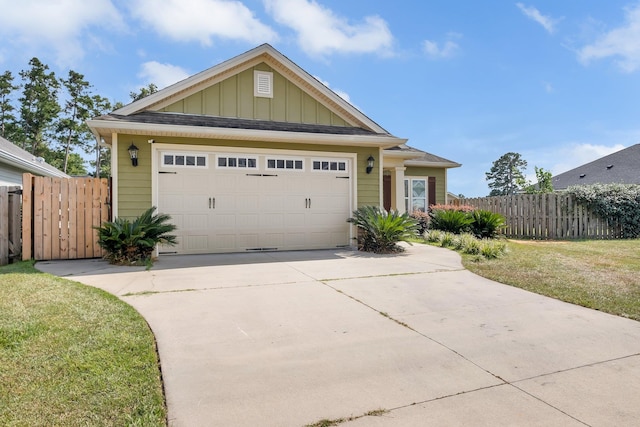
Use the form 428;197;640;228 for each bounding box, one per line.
57;70;93;173
19;58;60;156
485;152;528;196
0;71;19;139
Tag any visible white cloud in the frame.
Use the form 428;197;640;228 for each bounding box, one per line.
578;4;640;73
516;3;560;34
0;0;124;66
138;61;191;89
423;39;459;59
551;143;626;175
264;0;393;57
312;75;353;104
129;0;277;45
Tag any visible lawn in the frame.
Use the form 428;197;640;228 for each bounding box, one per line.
0;261;166;426
463;239;640;321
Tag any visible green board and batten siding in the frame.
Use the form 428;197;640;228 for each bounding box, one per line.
160;64;350;127
117;135;379;219
405;166;447;205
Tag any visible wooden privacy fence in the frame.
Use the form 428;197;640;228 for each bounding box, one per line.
459;194;622;240
22;174;111;261
0;186;22;265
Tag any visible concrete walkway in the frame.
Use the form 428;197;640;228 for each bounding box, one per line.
37;244;640;426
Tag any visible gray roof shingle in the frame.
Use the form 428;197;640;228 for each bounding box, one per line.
552;144;640;189
102;111;381;136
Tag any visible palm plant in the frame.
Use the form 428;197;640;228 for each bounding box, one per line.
348;206;420;253
428;209;474;234
96;207;177;265
469;210;506;239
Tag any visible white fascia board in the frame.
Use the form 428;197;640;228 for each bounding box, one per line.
404;159;462;168
86;119;406;149
0;151;68;178
113;44;390;135
113;45;273;116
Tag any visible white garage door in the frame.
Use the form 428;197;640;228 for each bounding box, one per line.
157;149;353;254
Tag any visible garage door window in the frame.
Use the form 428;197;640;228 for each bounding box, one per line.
163;153;207;168
266;157;304;170
217;155;257;169
312;159;347;172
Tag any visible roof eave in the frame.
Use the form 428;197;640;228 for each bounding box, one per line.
404;159;462;168
87;119;406;149
0;151;68;178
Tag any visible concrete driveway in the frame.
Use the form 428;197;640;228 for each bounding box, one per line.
37;244;640;426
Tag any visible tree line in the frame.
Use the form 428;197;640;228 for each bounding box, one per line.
0;58;158;177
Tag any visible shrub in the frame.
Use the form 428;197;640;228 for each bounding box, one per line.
429;203;476;212
479;239;508;259
469;210;506;239
429;209;474;234
454;233;482;254
348;206;420;253
96;207;178;265
410;210;430;235
567;183;640;238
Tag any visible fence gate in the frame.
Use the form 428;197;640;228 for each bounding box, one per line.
22;173;111;261
0;186;22;265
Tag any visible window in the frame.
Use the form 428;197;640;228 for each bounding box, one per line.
312;159;348;172
163;152;207;168
217;155;257;169
404;178;427;212
266;157;304;170
254;71;273;98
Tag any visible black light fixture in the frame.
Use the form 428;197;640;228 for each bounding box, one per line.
128;143;139;167
366;155;375;174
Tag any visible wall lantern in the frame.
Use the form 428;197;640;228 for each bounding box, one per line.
366;155;375;174
128;143;139;167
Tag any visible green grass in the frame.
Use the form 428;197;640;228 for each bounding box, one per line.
463;239;640;321
0;261;166;426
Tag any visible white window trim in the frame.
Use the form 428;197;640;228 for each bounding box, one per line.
254;70;273;98
404;177;428;213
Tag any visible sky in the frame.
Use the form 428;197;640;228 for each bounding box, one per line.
1;0;639;197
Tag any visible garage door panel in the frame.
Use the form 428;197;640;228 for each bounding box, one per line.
262;233;284;248
260;213;284;229
158;150;352;254
211;234;236;251
185;235;208;251
212;214;236;229
183;214;208;230
236;213;259;228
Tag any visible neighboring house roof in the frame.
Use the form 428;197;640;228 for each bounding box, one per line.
89;43;404;148
552;144;640;189
0;136;68;179
385;143;461;168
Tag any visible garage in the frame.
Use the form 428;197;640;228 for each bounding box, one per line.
155;146;354;254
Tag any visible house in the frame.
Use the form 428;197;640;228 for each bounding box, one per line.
87;44;460;255
0;135;68;186
552;144;640;190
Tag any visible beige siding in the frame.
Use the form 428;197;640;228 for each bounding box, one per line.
405;166;447;205
116;135;379;216
160;63;353;127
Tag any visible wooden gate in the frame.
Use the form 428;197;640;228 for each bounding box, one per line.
22;174;111;261
0;186;22;265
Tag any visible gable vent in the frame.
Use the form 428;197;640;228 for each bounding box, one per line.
254;71;273;98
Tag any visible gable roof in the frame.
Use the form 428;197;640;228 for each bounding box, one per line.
88;44;405;148
0;136;68;178
384;144;461;168
552;144;640;189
